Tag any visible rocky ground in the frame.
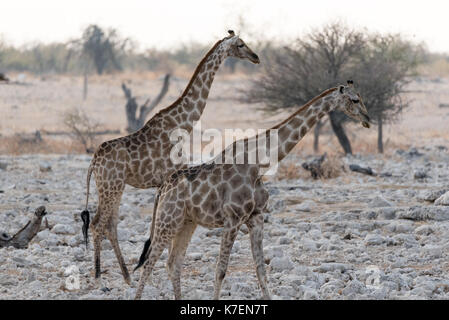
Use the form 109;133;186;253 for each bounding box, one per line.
1;145;449;300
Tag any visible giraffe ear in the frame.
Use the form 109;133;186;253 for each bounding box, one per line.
228;30;235;37
339;85;345;94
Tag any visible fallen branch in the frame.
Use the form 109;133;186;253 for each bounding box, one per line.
0;206;48;249
349;164;376;176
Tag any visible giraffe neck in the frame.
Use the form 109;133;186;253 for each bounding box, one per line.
144;39;228;132
217;88;340;165
273;88;340;162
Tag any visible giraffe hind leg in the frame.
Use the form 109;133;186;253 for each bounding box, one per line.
166;220;197;300
106;220;131;285
246;212;271;299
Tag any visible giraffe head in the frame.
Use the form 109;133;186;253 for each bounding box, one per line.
223;30;260;64
337;80;370;128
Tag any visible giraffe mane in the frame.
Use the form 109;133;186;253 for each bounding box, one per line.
271;87;338;130
146;38;226;121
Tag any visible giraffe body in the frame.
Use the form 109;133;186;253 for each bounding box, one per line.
134;82;370;299
82;31;260;284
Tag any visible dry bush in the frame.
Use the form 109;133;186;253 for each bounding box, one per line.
275;154;345;181
63;108;102;153
276;162;304;181
318;155;345;179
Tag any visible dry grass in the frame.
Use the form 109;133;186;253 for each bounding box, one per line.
276;162;304;181
318;154;345;179
1;73;448;157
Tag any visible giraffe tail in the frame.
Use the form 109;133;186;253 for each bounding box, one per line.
134;191;160;272
81;160;94;249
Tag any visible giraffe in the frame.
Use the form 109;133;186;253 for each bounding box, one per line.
80;30;260;285
133;81;370;299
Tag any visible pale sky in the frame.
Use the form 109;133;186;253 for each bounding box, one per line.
1;0;449;52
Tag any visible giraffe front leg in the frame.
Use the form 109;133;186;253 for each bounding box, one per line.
246;212;271;300
134;236;168;300
213;224;239;300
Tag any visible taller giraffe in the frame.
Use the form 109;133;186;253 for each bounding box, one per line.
81;30;260;285
134;81;370;299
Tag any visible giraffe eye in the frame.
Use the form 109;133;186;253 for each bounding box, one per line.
237;44;244;48
351;99;360;103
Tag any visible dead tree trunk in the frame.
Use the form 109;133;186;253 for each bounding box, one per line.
83;72;88;100
0;206;48;249
377;114;383;154
122;74;170;133
329;112;352;155
313;120;323;153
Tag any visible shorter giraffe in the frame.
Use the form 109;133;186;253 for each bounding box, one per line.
134;81;370;300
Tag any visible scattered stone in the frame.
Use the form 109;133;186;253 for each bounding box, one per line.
270;256;294;272
435;191;449;206
39;162;52;172
279;237;292;245
294;200;316;212
414;170;429;180
399;206;449;221
0;162;8;170
303;287;319;300
0;275;18;286
52;224;75;235
419;189;447;202
315;263;351;273
415;225;434;235
364;233;385;246
369;195;392;208
396;147;424;159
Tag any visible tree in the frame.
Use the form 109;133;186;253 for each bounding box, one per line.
244;22;365;154
353;34;423;152
78;24;129;75
243;22;421;154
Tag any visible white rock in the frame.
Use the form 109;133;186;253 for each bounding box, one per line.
52;224;75;235
302;238;318;251
188;252;202;261
364;233;385;246
270;256;294;272
369;195;392;208
315;263;351;273
303;287;319;300
117;229;131;241
415;225;434;235
63;265;79;276
39;161;52;172
264;246;284;261
294;200;316;212
0;275;18;286
421;245;443;259
435;191;449;206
